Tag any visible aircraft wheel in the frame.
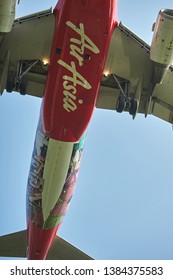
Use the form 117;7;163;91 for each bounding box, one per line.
6;73;15;93
129;98;138;116
20;79;27;95
116;96;126;113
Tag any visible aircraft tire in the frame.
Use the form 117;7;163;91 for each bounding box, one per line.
116;95;126;113
20;79;27;95
129;98;138;116
6;73;15;93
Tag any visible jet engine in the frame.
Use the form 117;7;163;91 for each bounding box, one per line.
150;9;173;83
0;0;16;32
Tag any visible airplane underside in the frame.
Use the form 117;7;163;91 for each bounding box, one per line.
0;0;117;260
26;114;86;259
25;0;117;260
1;0;173;261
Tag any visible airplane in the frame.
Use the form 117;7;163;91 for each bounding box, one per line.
0;0;173;260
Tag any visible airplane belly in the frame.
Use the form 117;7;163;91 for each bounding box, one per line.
26;116;86;259
42;0;118;142
26;0;118;260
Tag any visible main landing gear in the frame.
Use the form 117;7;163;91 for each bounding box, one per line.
116;95;138;117
6;60;38;94
113;75;138;117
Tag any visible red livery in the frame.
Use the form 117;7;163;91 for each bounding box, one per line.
42;0;118;142
0;0;118;260
0;0;173;261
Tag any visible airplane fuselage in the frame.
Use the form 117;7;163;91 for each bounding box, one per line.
27;118;86;259
26;0;118;259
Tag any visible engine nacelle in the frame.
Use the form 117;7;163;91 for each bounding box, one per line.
150;9;173;83
150;9;173;66
0;0;16;32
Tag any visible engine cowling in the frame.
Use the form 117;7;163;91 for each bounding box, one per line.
151;9;173;65
0;0;16;32
150;9;173;83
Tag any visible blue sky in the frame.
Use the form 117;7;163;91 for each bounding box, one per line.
0;0;173;260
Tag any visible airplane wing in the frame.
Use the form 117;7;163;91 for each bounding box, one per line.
0;8;55;97
97;21;173;124
1;8;173;124
0;230;93;260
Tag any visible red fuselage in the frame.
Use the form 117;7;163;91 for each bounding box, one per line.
42;0;118;142
27;0;118;260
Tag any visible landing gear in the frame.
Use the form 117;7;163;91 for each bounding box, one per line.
116;95;126;113
129;98;138;116
113;75;128;113
19;78;27;95
116;95;138;117
6;73;15;93
113;75;138;117
15;60;38;94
